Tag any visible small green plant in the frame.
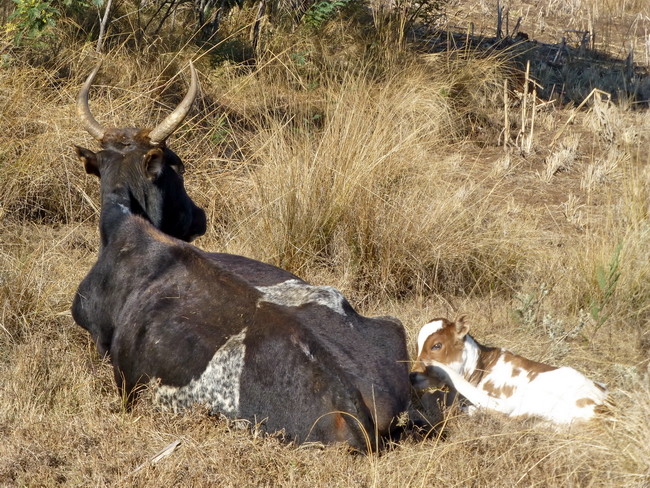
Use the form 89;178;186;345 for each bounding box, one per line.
210;116;230;145
589;241;622;338
7;0;105;46
7;0;104;46
7;0;61;45
303;0;352;29
1;54;12;67
542;312;590;360
512;283;550;328
290;50;309;67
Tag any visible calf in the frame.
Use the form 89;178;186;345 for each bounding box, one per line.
72;60;410;452
410;317;609;424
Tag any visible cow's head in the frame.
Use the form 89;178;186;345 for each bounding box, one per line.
75;61;206;243
410;316;469;389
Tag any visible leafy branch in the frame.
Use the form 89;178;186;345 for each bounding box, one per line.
303;0;353;29
589;241;622;339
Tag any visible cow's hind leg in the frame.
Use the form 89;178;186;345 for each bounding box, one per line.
308;386;377;452
238;332;378;451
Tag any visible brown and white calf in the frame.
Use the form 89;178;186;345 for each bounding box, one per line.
410;317;609;424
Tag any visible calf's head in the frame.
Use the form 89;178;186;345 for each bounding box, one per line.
410;317;469;389
74;61;206;243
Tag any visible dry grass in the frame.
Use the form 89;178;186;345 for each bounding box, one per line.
220;56;533;299
1;0;650;485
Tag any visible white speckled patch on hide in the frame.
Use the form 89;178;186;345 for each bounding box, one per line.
256;279;346;316
153;328;246;417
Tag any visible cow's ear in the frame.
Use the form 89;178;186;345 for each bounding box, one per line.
75;145;100;178
143;148;164;179
456;315;470;338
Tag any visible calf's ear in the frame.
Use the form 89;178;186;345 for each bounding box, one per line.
75;146;100;177
455;315;470;338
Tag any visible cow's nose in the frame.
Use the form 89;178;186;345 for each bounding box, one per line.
188;206;207;241
410;371;430;390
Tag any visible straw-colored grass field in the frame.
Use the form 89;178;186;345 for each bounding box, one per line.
1;0;649;485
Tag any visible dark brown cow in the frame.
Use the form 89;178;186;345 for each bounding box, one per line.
72;61;410;451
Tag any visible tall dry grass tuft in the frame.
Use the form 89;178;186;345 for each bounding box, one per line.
606;371;650;479
212;56;535;300
0;63;88;223
607;152;650;325
0;224;91;350
0;245;55;347
548;106;650;339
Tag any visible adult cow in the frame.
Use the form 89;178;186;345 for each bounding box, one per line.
72;60;410;451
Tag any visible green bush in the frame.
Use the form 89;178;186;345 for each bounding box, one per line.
7;0;103;46
303;0;354;29
7;0;61;45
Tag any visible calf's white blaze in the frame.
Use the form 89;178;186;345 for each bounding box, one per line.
416;320;444;356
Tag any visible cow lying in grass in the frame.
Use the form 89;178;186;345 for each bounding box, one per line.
71;61;410;452
410;317;610;424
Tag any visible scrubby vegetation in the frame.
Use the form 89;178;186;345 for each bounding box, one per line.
1;0;649;485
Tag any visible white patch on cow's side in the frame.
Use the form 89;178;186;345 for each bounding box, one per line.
256;279;346;316
153;328;246;417
416;320;445;356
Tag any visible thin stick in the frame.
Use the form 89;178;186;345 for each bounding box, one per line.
496;1;503;39
552;37;566;64
512;16;522;38
551;88;611;146
250;0;267;57
520;60;530;141
126;440;182;478
527;87;536;153
503;79;509;150
96;0;113;53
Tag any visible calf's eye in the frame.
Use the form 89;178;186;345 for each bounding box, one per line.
431;343;442;351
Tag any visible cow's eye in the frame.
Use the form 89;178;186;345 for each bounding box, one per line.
431;343;442;351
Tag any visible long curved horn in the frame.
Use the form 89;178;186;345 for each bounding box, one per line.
77;60;106;141
148;62;198;145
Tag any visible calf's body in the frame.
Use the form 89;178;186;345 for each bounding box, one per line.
410;317;609;424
